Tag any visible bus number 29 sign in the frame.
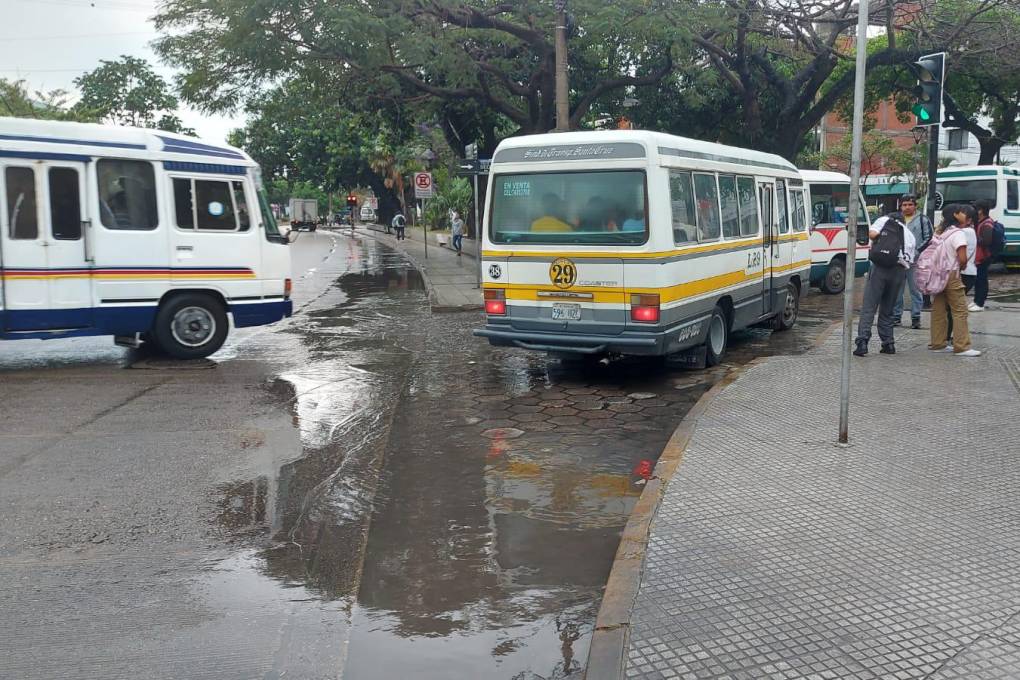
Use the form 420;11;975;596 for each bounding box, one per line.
414;172;434;199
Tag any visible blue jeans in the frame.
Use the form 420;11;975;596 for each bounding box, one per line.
453;234;463;252
893;264;923;321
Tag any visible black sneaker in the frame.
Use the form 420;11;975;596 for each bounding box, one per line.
880;343;896;355
911;318;922;330
853;339;868;357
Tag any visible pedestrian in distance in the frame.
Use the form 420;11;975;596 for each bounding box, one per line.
972;199;998;312
451;211;465;256
392;210;407;241
854;210;916;357
891;194;932;329
919;204;981;357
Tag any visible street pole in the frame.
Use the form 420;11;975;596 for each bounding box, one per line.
926;124;940;226
838;0;870;445
554;0;569;132
474;173;482;288
422;199;428;259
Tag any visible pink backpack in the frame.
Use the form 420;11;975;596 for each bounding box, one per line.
914;226;960;295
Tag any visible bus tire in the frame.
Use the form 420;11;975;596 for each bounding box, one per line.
152;293;229;360
705;306;729;367
774;282;800;331
821;256;845;294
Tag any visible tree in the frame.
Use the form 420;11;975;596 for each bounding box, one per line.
0;78;78;120
72;56;195;135
154;0;679;146
803;130;917;186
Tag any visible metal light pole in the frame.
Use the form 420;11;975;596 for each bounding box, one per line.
554;0;570;131
420;148;436;260
838;0;871;445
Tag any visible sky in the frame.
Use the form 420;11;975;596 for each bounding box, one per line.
1;0;244;143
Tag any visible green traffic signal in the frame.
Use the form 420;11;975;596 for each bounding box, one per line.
912;104;932;122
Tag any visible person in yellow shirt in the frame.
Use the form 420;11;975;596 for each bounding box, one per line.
531;194;573;232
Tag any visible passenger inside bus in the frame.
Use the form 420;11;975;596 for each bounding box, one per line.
530;193;573;232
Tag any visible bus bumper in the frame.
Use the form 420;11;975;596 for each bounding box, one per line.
231;299;293;328
473;325;667;356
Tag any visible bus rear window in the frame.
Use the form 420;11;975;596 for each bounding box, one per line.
936;179;997;207
490;171;647;245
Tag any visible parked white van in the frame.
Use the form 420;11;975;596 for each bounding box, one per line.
0;118;292;359
800;170;871;294
935;165;1020;264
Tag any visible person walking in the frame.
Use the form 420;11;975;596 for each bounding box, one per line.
451;211;465;256
891;194;932;329
854;210;916;357
927;207;981;357
972;199;995;312
392;210;407;241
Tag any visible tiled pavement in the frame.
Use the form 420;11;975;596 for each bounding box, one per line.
363;223;483;310
624;308;1020;680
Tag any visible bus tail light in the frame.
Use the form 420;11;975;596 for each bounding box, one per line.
284;278;293;300
630;294;660;323
484;289;506;316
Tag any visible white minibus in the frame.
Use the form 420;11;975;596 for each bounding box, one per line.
473;130;812;363
800;170;871;294
0;118;292;359
935;165;1020;264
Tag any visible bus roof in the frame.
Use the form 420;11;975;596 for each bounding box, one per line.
492;130;798;173
0;117;254;166
799;169;851;183
937;165;1020;178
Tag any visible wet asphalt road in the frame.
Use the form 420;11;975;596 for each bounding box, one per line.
0;231;862;679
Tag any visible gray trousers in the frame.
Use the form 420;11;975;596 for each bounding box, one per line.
856;264;906;345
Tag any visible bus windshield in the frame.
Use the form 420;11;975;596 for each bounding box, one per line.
490;170;647;245
936;179;997;207
808;183;868;226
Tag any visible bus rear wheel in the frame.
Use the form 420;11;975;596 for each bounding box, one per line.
774;282;800;331
152;293;229;360
705;306;729;367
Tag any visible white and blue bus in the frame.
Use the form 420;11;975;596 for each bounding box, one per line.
0;118;292;359
935;165;1020;265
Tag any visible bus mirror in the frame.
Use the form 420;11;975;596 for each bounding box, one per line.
287;229;301;243
855;225;870;246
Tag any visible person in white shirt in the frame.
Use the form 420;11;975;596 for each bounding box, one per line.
929;204;981;357
854;211;916;357
960;216;977;293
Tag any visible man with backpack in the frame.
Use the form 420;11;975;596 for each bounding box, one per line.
891;194;933;329
391;210;407;241
971;199;1005;312
854;210;916;357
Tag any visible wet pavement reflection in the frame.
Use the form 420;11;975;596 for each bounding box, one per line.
211;234;849;679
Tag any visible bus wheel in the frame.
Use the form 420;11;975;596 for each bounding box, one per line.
821;257;845;294
153;293;228;360
774;283;800;331
705;306;729;367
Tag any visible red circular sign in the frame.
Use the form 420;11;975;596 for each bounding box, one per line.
415;173;432;189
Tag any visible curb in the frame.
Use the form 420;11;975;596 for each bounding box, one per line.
583;318;842;680
360;226;483;314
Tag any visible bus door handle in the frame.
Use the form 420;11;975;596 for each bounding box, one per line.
82;219;95;262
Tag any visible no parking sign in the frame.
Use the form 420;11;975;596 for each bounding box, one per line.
414;172;434;199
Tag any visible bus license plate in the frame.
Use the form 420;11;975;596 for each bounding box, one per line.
551;303;581;321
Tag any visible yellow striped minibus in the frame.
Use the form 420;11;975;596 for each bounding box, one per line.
473;131;811;363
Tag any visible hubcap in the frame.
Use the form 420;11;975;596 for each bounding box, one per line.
830;265;844;289
709;315;725;354
171;306;216;348
783;290;797;324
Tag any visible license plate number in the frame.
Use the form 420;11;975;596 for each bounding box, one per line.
551;303;581;320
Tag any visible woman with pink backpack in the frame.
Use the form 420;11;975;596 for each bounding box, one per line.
915;204;981;357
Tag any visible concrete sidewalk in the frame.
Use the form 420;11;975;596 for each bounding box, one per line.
360;224;483;311
594;302;1020;679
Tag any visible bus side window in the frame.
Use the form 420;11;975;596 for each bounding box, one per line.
669;170;697;245
736;176;759;237
718;175;739;239
791;190;807;231
693;173;721;241
232;181;251;231
776;179;790;234
49;167;82;240
5;166;38;240
97;159;158;230
1008;180;1019;211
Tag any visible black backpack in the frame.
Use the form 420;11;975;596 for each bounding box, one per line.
869;217;905;268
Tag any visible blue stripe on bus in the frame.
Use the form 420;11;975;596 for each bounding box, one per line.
163;161;248;175
0;133;146;150
157;135;246;160
0;150;92;163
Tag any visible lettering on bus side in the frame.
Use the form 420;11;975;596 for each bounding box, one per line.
745;250;763;275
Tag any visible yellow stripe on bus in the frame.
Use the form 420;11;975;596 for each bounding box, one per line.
481;234;808;260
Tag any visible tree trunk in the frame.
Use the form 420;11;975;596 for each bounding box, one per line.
977;137;1005;166
366;174;402;225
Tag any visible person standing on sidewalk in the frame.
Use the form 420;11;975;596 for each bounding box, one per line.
972;199;995;312
892;195;932;329
854;211;915;357
927;211;981;357
451;211;465;256
392;210;407;241
958;205;978;294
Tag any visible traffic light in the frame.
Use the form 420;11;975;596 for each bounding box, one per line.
346;194;357;208
911;52;944;127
